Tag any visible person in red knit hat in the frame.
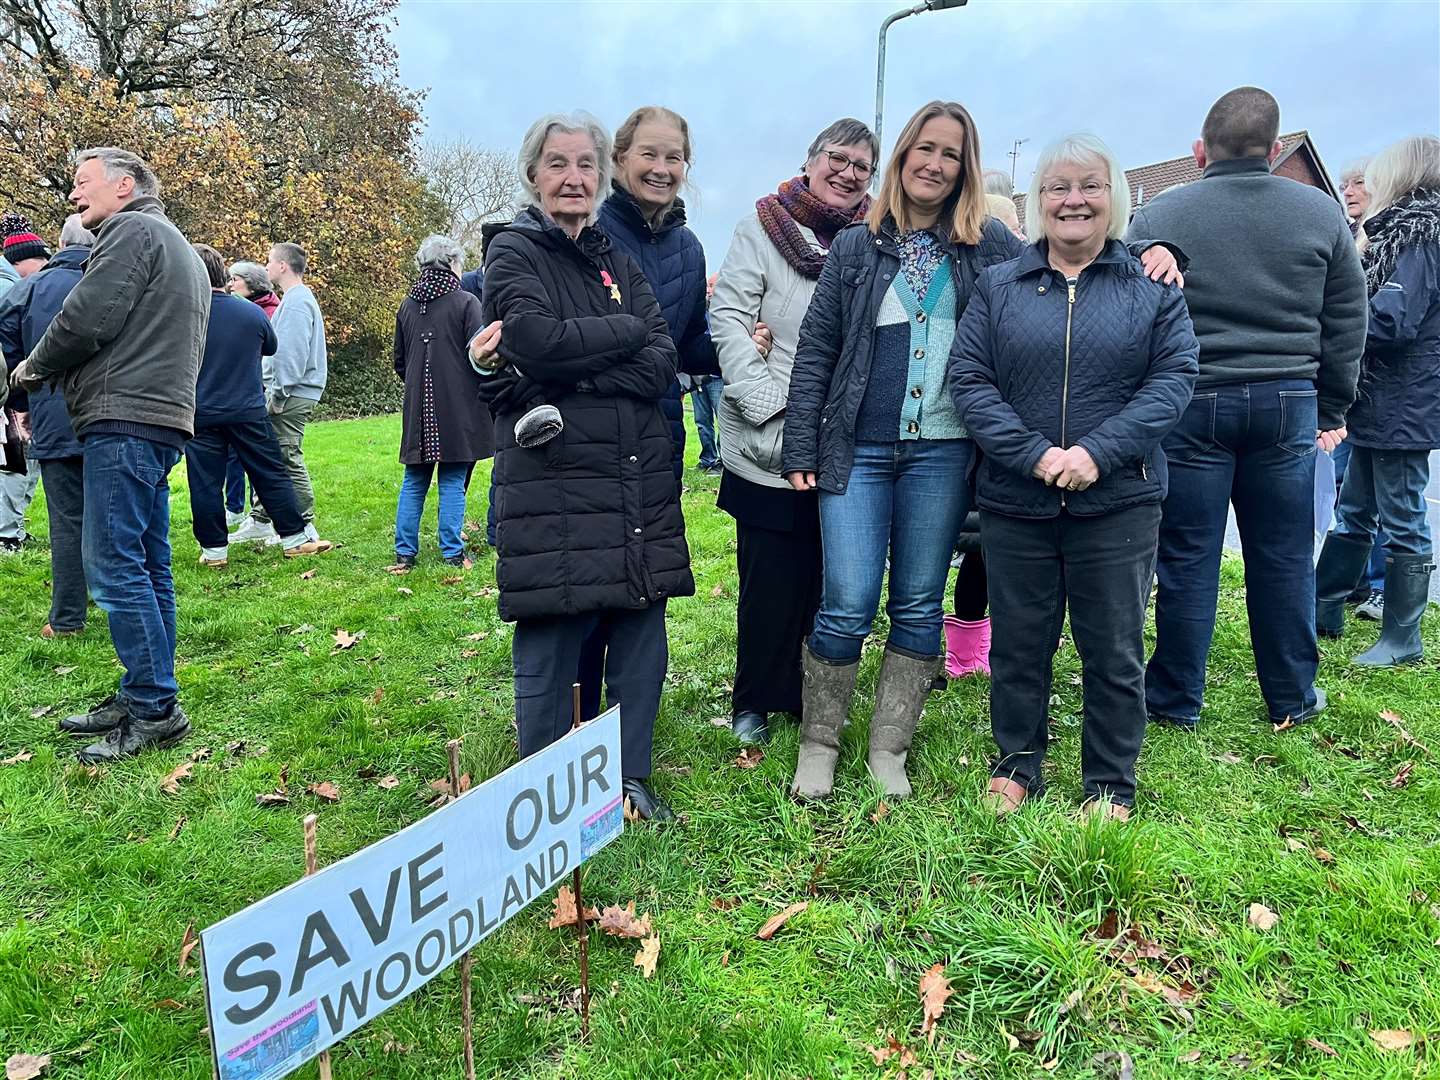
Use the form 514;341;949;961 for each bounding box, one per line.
1;211;52;279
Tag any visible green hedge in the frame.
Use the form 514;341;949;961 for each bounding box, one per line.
313;335;403;420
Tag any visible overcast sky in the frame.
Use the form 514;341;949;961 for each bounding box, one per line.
395;0;1440;262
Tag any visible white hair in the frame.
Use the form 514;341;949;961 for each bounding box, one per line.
415;234;464;271
517;112;612;225
1025;133;1131;243
1339;157;1370;186
981;169;1013;197
228;260;272;295
76;146;159;197
1363;135;1440;219
59;214;95;248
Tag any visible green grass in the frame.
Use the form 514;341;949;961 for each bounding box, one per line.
2;410;1438;1079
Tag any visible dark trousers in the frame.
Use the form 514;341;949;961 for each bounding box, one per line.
982;505;1160;806
38;456;87;632
952;549;988;620
1146;380;1321;724
734;519;823;715
82;434;181;720
513;602;668;778
1332;445;1434;557
186;420;305;549
225;447;247;514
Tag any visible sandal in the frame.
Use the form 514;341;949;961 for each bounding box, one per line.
983;776;1028;815
1081;797;1131;822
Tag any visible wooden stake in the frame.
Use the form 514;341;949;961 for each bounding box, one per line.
570;683;591;1042
303;814;334;1080
447;739;476;1080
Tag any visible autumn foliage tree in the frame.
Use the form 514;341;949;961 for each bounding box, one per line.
0;0;447;414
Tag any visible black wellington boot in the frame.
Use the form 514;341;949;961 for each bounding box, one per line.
1315;534;1375;639
1354;555;1434;667
731;710;769;745
78;705;191;764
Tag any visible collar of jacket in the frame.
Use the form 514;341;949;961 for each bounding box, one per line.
604;180;687;237
508;204;612;264
1201;156;1270;180
42;245;89;271
97;194;168;235
1012;238;1135;280
1364;186;1440;243
872;214;964;261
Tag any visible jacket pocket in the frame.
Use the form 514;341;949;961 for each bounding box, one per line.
737;413;785;474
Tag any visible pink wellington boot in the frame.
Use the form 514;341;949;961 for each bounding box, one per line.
943;616;992;678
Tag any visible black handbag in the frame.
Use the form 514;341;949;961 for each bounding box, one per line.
1;408;26;475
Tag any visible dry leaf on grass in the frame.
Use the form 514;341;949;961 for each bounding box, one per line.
710;583;725;598
29;705;52;719
53;666;76;676
710;896;740;911
919;963;953;1041
189;747;213;762
1247;903;1280;931
1;751;34;766
168;817;186;840
299;568;317;580
867;1034;917;1068
369;687;384;705
1379;709;1432;756
1087;1051;1135;1079
255;791;290;807
1368;1029;1414;1052
1176;1050;1203;1063
377;775;400;790
547;885;599;930
153;998;186;1010
634;934;660;978
1389;761;1416;789
5;1054;51;1080
441;575;463;586
384;564;411;575
178;923;198;974
1303;1038;1338;1057
464;631;489;641
160;762;194;795
306;781;340;803
1129;970;1197;1008
426;774;471;800
623;797;643;822
598;901;653;939
332;628;366;652
870;801;891;823
756;901;807;941
1273;717;1296;733
733;747;764;769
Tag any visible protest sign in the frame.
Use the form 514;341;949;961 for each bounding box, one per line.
201;707;623;1080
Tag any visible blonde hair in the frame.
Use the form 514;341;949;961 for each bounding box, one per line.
866;101;985;245
1358;135;1440;251
613;106;692;167
1025;133;1131;243
984;193;1021;237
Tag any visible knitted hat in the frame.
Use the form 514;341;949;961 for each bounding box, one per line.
1;211;51;265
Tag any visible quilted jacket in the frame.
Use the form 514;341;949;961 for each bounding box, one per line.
478;206;695;621
0;245;88;460
948;239;1199;518
781;215;1023;493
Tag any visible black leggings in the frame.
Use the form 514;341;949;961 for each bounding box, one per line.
952;548;989;621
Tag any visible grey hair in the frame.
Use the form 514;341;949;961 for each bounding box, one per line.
517;112;612;225
416;233;464;270
76;146;159;197
58;214;95;248
1025;133;1131;243
228;260;272;295
804;117;879;171
1339;157;1370;186
982;169;1014;197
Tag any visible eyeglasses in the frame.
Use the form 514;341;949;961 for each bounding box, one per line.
1040;180;1110;201
820;150;875;181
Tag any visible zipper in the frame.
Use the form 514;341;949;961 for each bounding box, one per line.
1060;278;1076;508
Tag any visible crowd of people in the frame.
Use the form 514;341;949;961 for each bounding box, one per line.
3;86;1435;824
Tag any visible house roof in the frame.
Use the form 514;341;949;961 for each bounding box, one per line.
1012;131;1336;219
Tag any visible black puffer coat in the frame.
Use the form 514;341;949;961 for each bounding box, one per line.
479;206;695;621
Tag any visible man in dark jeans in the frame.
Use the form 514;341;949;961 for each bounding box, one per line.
9;147;211;762
1127;87;1367;728
0;214;94;637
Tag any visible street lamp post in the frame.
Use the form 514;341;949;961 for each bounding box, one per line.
875;0;967;153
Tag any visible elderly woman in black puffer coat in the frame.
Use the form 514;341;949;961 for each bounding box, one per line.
473;111;695;821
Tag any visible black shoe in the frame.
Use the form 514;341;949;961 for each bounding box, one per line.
59;693;126;736
394;554;416;568
1149;712;1198;731
929;674;948;694
1272;687;1327;728
731;710;768;745
622;777;674;822
78;705;191;764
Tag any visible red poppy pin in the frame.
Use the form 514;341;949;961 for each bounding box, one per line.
600;269;622;304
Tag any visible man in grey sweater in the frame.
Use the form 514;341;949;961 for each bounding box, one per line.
1126;86;1367;731
230;241;329;544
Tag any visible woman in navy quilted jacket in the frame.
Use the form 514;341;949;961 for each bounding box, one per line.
949;134;1198;820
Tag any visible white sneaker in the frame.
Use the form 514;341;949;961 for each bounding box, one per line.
225;510;247;529
229;517;279;544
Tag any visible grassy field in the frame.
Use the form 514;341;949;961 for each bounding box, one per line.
1;410;1438;1079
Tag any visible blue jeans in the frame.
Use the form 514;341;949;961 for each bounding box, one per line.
395;461;469;560
224;446;247;515
1333;445;1434;557
1146;381;1321;724
1331;440;1388;590
811;439;973;662
82;434;182;720
691;377;724;468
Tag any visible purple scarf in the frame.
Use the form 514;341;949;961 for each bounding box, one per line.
755;176;871;280
408;266;459;303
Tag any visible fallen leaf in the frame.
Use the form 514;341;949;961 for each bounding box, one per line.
1087;1051;1135;1079
441;575;462;585
1129;971;1196;1008
1313;847;1335;865
1177;1050;1203;1063
255;792;290;807
1368;1029;1414;1052
867;1034;917;1067
1247;903;1280;931
733;747;764;769
1389;761;1416;789
1000;1023;1020;1052
306;781;340;803
547;886;599;929
598;901;653;939
153;998;186;1010
299;568;317;580
178;923;198;974
377;775;400;790
710;583;725;598
226;741;247;756
1216;751;1243;765
189;746;213;763
1379;709;1432;756
919;963;953;1041
708;715;729;728
1284;836;1307;852
1303;1038;1338;1057
160;762;195;795
634;933;660;977
710;896;740;911
168;817;186;840
1273;717;1296;733
756;901;808;941
53;665;76;676
623;796;642;822
460;648;479;659
384;564;411;575
464;631;489;641
29;705;52;719
332;627;366;652
289;623;315;635
5;1054;51;1080
871;801;891;824
720;950;730;966
1;751;34;766
427;774;470;799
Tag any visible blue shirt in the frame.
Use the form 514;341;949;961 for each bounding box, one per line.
196;291;278;426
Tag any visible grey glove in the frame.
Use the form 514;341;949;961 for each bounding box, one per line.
514;404;563;448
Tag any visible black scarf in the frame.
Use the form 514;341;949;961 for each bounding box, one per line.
1362;187;1440;297
408;266;460;303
